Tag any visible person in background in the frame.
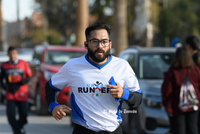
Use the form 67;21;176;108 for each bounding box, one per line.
185;35;200;68
0;46;32;134
161;46;200;134
45;22;142;134
185;35;200;134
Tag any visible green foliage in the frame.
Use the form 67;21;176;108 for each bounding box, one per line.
150;1;160;32
32;28;46;45
47;30;63;45
158;0;200;45
89;0;114;25
32;28;62;45
34;0;76;36
127;0;136;35
34;0;137;45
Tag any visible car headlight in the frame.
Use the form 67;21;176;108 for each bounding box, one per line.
44;70;55;80
143;94;162;109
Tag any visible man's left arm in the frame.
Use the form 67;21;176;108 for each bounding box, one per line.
20;61;32;85
108;62;142;108
122;88;142;108
20;77;31;85
123;63;142;108
108;83;142;108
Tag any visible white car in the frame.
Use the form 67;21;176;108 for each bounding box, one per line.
118;46;175;134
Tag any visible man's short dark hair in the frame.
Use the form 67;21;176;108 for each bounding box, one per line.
185;35;200;50
85;22;111;41
7;46;17;53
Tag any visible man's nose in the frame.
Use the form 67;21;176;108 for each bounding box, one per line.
97;41;104;48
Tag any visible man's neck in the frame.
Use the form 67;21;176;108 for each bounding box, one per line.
9;59;18;64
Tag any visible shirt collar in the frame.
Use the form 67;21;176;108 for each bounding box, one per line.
9;59;19;65
85;54;112;69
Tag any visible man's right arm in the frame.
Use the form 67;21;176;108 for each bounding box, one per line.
45;81;59;113
45;81;71;121
0;66;8;90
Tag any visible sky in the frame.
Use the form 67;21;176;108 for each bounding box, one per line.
2;0;35;22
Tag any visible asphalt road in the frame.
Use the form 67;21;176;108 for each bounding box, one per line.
0;103;73;134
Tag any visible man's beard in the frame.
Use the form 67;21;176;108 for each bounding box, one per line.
87;47;110;63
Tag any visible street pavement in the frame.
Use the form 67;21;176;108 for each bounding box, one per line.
0;103;73;134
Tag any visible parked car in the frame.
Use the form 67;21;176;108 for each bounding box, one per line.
118;46;175;134
17;48;34;64
28;44;87;115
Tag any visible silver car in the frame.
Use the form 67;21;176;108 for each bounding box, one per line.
118;46;175;134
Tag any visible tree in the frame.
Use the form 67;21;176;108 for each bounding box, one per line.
34;0;76;45
158;0;200;46
34;0;139;52
75;0;89;47
89;0;113;24
113;0;128;56
133;0;157;47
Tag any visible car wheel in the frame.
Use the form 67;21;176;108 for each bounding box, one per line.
36;87;49;115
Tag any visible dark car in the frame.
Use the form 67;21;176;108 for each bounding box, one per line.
28;44;87;115
118;46;175;134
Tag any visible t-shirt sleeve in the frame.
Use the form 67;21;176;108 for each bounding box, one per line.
24;61;32;77
49;62;71;91
124;62;141;93
121;61;142;108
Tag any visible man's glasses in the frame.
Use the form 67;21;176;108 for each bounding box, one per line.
89;39;111;47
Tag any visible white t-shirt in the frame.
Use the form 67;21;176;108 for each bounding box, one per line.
49;55;140;132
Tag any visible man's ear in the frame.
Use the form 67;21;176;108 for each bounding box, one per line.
84;41;88;48
109;41;112;49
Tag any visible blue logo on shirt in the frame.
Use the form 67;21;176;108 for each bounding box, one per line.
78;81;110;97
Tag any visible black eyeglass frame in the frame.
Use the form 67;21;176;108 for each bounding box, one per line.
88;39;111;47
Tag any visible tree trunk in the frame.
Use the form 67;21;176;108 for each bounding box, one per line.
113;0;128;56
74;0;89;47
133;0;153;47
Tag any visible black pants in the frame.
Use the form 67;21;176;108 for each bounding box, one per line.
169;111;198;134
6;100;28;134
72;124;123;134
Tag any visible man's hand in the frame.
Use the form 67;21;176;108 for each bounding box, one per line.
107;82;123;99
52;105;72;121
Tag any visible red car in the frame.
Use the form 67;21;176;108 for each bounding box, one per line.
28;44;87;115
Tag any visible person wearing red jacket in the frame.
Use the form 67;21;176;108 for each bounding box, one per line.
0;46;32;134
184;35;200;134
162;46;200;134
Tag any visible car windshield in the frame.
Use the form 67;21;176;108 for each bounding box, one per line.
139;53;175;79
44;50;86;64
